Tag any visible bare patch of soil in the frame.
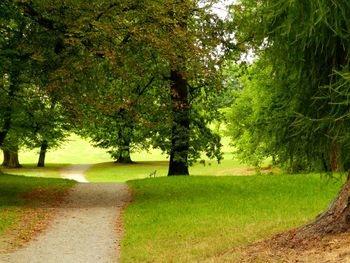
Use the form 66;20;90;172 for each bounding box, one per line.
237;231;350;262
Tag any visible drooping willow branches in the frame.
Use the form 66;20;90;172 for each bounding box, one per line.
230;0;350;171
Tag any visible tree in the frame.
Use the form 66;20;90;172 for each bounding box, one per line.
116;0;228;175
230;0;350;238
76;63;159;164
30;0;229;175
0;0;69;169
5;0;230;176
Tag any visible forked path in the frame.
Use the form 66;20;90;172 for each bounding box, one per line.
0;167;131;263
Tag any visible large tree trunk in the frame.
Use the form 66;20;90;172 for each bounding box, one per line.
115;142;133;164
2;147;21;168
2;149;10;167
37;140;48;167
287;171;350;243
168;70;190;176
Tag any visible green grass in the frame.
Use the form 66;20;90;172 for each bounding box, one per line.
14;133;257;182
121;174;344;262
86;161;169;182
18;134;113;165
0;173;76;237
86;159;267;182
1;164;69;179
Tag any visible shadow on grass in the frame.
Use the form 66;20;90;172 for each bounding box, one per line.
1;163;70;172
0;173;75;208
94;161;169;167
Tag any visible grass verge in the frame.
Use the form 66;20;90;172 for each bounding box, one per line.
0;173;76;252
18;134;113;165
86;161;169;182
121;174;344;262
1;164;69;179
86;159;267;182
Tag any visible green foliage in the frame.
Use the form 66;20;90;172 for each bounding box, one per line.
72;60;161;162
228;0;350;172
0;0;71;157
1;0;233;171
40;0;231;168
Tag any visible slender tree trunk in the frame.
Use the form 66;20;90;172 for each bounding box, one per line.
2;146;21;168
37;140;48;167
115;142;133;164
321;153;330;172
331;142;339;171
2;149;10;167
0;80;17;149
168;70;190;176
0;102;13;149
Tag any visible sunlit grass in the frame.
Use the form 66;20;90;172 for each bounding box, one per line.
86;159;253;182
84;137;257;182
13;134;258;182
1;164;69;179
18;134;113;165
121;174;344;262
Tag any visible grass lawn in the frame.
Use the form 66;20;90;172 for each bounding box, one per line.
0;173;76;251
4;134;113;180
84;136;274;182
85;158;272;182
15;134;255;182
121;174;344;262
18;134;113;165
1;164;69;179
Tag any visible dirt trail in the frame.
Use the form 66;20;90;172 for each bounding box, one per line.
60;164;92;182
0;182;131;263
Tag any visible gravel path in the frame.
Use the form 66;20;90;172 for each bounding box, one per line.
0;181;131;262
60;164;92;182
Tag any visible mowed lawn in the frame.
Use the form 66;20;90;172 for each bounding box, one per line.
86;136;259;182
121;174;344;262
2;134;344;262
3;134;113;179
8;134;263;182
86;158;274;182
15;134;113;166
1;164;69;179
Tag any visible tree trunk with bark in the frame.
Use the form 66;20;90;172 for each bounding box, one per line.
115;142;133;164
37;140;48;167
0;78;18;149
2;147;21;168
284;171;350;244
2;149;10;167
321;153;330;172
168;70;190;176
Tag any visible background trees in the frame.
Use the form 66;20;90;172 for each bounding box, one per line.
228;0;350;173
0;0;230;175
0;1;72;168
228;0;350;237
